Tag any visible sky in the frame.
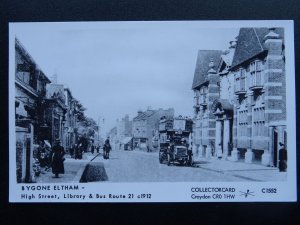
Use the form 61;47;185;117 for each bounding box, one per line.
11;21;239;135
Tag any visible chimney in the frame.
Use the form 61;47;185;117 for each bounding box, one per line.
229;40;237;49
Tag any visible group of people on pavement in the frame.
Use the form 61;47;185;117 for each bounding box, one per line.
34;137;112;179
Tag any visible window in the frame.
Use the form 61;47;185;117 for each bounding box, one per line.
250;60;263;87
252;107;265;136
237;99;248;137
252;92;265;137
200;86;207;104
238;109;248;137
194;90;200;105
235;68;246;92
240;68;246;91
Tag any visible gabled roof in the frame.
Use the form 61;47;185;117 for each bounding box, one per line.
192;50;223;89
231;27;284;69
217;48;235;75
133;110;155;121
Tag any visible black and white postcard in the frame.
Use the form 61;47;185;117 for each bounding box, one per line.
9;20;296;202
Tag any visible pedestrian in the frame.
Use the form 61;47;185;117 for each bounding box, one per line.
104;137;111;159
51;139;65;178
96;144;100;154
75;143;83;159
279;142;287;172
91;144;95;154
69;144;75;158
37;141;47;168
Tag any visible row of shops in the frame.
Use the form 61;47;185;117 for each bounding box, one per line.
15;38;87;182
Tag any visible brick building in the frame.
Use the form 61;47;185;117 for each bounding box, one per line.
192;50;223;159
192;27;287;167
230;27;286;166
132;107;174;151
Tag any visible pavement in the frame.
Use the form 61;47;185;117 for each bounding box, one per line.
193;157;287;182
35;152;99;183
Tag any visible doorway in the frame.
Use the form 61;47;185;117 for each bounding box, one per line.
25;137;31;182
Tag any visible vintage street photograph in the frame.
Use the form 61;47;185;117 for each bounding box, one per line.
10;21;292;184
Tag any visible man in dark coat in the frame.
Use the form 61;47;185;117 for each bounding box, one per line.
51;139;65;178
279;142;287;172
91;144;95;154
103;137;111;159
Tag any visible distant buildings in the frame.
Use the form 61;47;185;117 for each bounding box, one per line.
132;107;174;151
192;27;287;167
116;115;132;150
108;126;118;151
64;88;77;151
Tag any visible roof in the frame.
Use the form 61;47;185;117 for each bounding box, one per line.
231;27;284;69
16;38;51;83
121;137;132;144
133;110;155;121
192;50;223;89
221;48;235;67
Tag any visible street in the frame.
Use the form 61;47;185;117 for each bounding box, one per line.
92;150;286;182
35;149;286;183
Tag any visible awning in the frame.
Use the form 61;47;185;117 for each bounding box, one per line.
121;137;132;144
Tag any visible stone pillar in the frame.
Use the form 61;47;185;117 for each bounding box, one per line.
198;145;204;158
223;119;230;159
245;149;254;163
231;148;239;161
262;126;273;166
215;119;222;158
206;146;212;159
231;96;239;162
245;91;253;164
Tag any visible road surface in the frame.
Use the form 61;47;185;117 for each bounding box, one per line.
93;150;248;182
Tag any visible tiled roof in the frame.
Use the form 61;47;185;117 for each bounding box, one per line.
231;27;284;69
192;50;223;89
133;110;155;120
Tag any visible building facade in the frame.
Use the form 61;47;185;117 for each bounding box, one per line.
44;84;67;147
63;88;77;152
132;108;174;151
192;27;287;167
116;114;133;150
15;38;51;182
192;50;223;159
230;27;286;166
108;126;118;151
